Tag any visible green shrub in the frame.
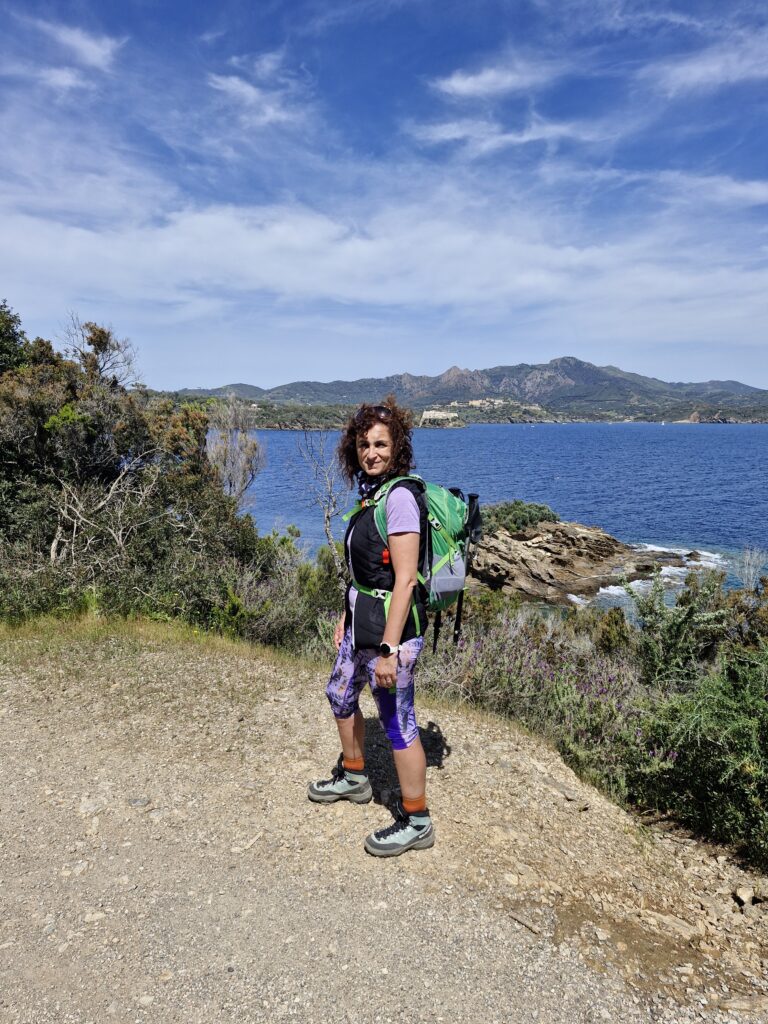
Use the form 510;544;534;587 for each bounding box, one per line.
483;499;559;536
628;569;730;690
628;646;768;868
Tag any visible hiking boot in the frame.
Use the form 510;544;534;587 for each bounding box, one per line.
307;754;373;804
364;801;435;857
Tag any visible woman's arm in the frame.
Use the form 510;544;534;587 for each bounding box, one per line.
374;530;419;687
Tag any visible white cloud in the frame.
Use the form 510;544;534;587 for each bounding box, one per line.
252;51;285;81
643;31;768;94
433;58;565;98
37;67;89;92
408;116;606;157
656;171;768;207
208;73;303;127
3;176;767;388
31;20;125;71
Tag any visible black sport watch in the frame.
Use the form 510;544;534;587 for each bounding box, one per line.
378;642;401;657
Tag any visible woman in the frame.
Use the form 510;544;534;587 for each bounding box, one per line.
308;397;434;857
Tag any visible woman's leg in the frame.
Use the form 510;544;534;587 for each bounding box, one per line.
335;707;365;764
369;638;428;808
308;630;373;803
392;737;427;805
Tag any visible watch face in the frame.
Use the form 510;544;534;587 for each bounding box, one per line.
379;642;392;655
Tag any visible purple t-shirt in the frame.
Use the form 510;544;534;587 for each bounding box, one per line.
347;487;420;614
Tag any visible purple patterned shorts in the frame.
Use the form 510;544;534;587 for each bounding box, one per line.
325;628;424;750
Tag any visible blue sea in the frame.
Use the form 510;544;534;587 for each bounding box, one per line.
243;423;768;593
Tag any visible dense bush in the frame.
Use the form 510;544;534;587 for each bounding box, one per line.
0;304;340;652
483;499;559;536
423;574;768;868
628;647;768;866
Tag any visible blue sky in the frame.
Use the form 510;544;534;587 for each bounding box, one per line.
2;0;767;390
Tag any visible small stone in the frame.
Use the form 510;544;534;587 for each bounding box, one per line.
734;886;754;907
83;911;105;924
79;795;103;815
136;995;154;1007
129;797;151;808
595;928;610;942
720;996;768;1013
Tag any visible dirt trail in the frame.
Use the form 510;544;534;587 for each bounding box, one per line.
1;620;767;1024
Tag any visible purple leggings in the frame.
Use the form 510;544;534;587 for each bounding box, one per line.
326;629;424;750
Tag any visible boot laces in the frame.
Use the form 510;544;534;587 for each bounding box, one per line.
375;807;416;840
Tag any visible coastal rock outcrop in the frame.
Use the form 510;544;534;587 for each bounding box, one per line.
470;520;688;603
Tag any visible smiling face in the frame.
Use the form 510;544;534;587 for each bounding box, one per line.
356;421;394;477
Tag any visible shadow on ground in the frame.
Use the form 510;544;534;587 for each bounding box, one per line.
363;716;451;806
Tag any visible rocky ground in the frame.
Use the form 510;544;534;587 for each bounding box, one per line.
1;618;767;1024
471;520;698;604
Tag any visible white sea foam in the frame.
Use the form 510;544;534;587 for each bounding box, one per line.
660;565;689;580
597;580;650;598
632;543;728;570
687;550;727;569
633;543;690;556
567;593;589;606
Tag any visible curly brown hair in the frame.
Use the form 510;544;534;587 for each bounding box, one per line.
337;394;415;486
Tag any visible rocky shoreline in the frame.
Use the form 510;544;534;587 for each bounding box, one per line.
470;519;705;604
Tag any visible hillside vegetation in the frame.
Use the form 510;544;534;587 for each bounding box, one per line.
171;355;768;423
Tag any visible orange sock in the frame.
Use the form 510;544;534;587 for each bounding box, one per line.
402;794;427;814
343;756;365;773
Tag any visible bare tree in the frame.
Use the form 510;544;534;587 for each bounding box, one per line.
206;396;264;507
50;451;169;567
297;427;348;596
732;546;768;593
64;314;139;387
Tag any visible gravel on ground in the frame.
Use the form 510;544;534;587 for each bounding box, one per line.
1;618;766;1024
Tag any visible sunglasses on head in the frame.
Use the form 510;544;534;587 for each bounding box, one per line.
354;404;392;424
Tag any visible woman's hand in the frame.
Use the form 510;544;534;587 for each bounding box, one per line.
333;615;346;651
374;652;398;688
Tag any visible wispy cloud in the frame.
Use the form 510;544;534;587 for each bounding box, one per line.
300;0;425;34
643;30;768;94
36;67;89;92
30;19;125;71
208;74;302;126
433;56;567;98
208;51;313;129
408;115;606;157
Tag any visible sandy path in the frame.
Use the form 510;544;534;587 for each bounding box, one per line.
1;620;766;1024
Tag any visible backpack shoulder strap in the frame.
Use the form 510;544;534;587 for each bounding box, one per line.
372;475;425;542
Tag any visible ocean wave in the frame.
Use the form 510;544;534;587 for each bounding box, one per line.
567;593;589;605
633;543;690;556
660;565;689;580
597;580;650;598
687;550;727;569
632;543;728;570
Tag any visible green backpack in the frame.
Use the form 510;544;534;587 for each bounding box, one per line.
344;475;481;645
372;475;471;611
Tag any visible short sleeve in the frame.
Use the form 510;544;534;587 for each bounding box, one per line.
385;487;420;535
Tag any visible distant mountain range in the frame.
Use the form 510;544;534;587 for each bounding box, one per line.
173;356;768;422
